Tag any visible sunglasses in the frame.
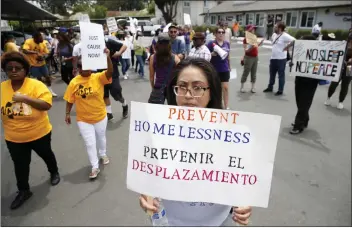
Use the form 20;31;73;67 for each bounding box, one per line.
169;31;178;34
217;31;225;34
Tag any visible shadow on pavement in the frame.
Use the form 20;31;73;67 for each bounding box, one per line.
107;118;125;131
264;93;290;102
236;91;256;102
1;180;51;225
325;106;351;117
280;127;331;154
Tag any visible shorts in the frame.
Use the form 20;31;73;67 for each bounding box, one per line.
30;65;49;79
104;77;124;102
218;71;230;82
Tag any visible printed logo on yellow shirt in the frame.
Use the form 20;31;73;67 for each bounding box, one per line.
1;102;32;119
75;84;93;99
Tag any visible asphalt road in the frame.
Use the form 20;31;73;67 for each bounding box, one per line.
1;38;351;226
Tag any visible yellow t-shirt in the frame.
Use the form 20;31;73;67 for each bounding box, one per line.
1;78;53;143
63;71;112;124
4;42;19;52
190;30;195;40
22;38;49;67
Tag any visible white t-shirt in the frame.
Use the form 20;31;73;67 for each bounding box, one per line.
271;32;295;60
312;24;321;34
72;42;82;57
122;39;132;59
224;28;232;43
163;200;231;226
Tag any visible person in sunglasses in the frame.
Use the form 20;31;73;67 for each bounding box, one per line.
1;51;60;210
168;24;186;60
207;27;231;110
187;32;211;62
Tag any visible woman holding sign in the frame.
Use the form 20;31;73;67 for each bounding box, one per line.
64;48;113;179
139;58;252;226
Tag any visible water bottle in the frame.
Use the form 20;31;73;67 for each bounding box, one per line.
151;199;169;226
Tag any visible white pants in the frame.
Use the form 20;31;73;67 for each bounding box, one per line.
77;116;108;169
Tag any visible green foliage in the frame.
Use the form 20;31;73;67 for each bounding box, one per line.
287;28;349;40
148;0;155;15
72;3;90;14
193;25;218;33
96;0;145;11
8;21;20;30
89;5;108;19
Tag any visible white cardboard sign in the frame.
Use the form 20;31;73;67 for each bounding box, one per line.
79;22;107;70
184;13;191;25
127;102;281;208
79;14;90;23
106;17;118;33
291;40;347;82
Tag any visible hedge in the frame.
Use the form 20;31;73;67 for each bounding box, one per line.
286;28;349;40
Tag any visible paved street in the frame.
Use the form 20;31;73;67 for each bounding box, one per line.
1;38;351;226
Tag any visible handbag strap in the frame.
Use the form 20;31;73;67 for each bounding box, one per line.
273;33;284;45
160;54;175;88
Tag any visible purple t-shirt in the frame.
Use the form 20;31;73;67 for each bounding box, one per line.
185;32;191;44
207;40;230;72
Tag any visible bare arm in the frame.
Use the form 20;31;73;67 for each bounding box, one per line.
20;96;51;111
22;49;38;55
66;102;73;114
149;54;155;89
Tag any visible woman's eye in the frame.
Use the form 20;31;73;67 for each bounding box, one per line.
193;86;203;91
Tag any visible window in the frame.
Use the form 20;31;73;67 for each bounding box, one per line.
245;13;254;25
255;13;264;26
235;14;243;25
184;1;190;7
204;0;208;7
211;15;216;24
138;22;146;26
300;11;315;28
286;11;298;27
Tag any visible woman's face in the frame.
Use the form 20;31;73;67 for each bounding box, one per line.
216;29;225;40
175;66;210;108
5;61;26;81
79;69;92;77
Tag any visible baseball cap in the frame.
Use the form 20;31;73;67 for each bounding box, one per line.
158;33;171;42
193;32;205;39
246;24;256;31
169;23;178;30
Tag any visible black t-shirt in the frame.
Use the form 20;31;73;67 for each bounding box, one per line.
97;38;123;76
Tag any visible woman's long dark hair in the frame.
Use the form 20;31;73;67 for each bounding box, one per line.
166;58;223;109
57;32;73;53
155;41;172;68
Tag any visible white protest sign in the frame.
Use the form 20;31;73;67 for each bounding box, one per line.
127;102;281;208
79;22;107;70
163;23;172;32
230;68;237;79
184;13;191;25
79;14;90;23
291;40;347;82
106;17;118;33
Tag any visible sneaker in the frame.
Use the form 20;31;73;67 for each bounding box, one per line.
263;88;273;93
107;113;114;121
122;104;129;119
251;88;256;93
50;172;60;186
324;99;331;106
275;91;283;96
290;127;304;135
10;190;33;210
124;75;128;80
101;155;110;165
49;87;58;97
240;88;246;93
337;102;344;110
89;168;100;179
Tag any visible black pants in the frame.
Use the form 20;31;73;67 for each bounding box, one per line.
61;63;74;85
6;132;58;191
328;74;352;103
131;50;135;67
294;77;319;129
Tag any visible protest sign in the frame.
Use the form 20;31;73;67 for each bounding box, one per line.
106;17;118;33
245;31;258;46
230;68;237;79
291;40;347;82
79;14;90;22
79;22;107;70
184;13;191;25
127;101;281;208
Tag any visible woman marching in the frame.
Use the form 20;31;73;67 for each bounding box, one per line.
1;51;60;210
64;48;113;179
207;27;231;109
56;33;74;84
148;33;180;104
140;58;252;226
133;31;146;78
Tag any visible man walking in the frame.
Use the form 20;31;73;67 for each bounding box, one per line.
168;24;186;60
187;32;211;62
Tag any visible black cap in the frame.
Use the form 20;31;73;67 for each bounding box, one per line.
158;33;171;42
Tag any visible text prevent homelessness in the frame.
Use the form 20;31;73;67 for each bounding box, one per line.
134;108;250;143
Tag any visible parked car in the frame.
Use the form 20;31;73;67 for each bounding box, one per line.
1;31;32;51
116;19;157;36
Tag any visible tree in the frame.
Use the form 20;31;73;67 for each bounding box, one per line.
89;5;108;19
96;0;145;11
147;0;155;15
154;0;178;23
35;0;82;15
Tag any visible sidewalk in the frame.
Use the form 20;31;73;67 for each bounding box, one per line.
232;36;273;49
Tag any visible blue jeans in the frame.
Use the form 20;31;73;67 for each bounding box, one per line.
268;59;287;92
136;55;144;77
121;58;130;75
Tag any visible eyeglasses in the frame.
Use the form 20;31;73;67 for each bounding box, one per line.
217;31;225;34
5;66;24;73
173;86;210;98
169;31;178;34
